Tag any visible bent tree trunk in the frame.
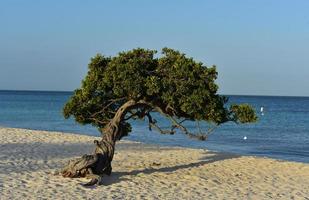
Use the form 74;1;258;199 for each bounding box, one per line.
60;100;138;186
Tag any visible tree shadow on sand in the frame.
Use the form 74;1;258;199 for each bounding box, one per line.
0;142;93;174
0;140;241;185
99;152;241;186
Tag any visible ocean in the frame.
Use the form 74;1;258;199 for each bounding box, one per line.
0;90;308;163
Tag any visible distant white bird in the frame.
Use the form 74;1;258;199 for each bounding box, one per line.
243;136;247;140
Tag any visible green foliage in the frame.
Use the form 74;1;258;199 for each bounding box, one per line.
230;104;258;123
63;48;257;137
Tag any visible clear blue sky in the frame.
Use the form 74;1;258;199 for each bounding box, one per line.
1;0;309;96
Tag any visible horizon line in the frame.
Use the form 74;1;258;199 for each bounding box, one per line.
0;89;308;98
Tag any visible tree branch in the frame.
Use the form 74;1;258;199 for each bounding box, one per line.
149;103;215;140
89;117;110;125
145;112;174;134
91;97;126;118
124;107;150;121
114;99;216;140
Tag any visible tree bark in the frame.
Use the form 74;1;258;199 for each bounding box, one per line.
59;100;139;186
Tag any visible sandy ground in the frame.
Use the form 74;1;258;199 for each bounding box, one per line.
0;127;308;200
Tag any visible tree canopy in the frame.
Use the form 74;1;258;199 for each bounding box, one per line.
63;48;257;140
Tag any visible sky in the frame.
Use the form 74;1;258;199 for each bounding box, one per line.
1;0;309;96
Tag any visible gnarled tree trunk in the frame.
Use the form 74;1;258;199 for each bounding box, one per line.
59;100;138;186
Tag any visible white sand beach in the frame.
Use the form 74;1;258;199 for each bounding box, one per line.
0;127;308;200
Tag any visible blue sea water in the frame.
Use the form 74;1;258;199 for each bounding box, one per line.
0;90;308;163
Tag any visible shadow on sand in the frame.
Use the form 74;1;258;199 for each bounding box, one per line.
0;141;240;185
99;152;241;186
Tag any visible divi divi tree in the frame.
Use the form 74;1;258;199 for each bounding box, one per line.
60;48;257;186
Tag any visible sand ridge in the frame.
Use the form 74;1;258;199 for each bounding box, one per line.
0;127;308;199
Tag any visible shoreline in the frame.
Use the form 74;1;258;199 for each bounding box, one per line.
1;127;308;199
1;125;308;164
